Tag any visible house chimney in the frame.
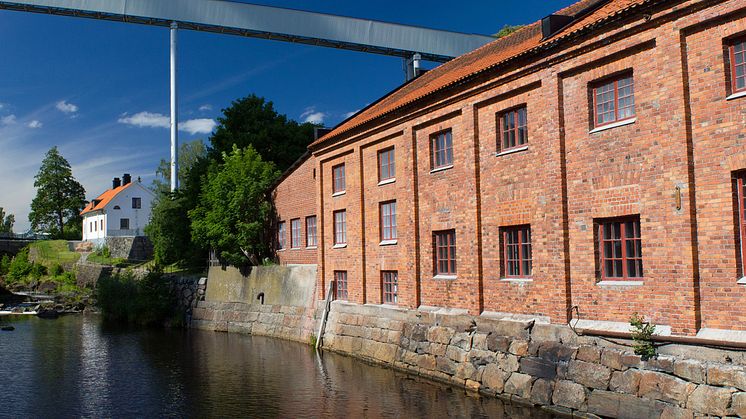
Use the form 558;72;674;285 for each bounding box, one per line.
123;174;132;185
113;177;121;189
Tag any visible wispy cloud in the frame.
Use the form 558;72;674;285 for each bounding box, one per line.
118;111;216;135
1;115;16;125
27;120;42;129
56;100;79;115
342;109;360;119
198;104;212;112
300;107;326;125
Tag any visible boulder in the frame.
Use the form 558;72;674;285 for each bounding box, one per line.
577;345;602;363
609;369;642;394
686;385;735;417
481;364;509;393
637;370;696;406
730;392;746;418
530;378;554;405
519;357;557;379
707;364;746;391
567;359;612;390
673;359;705;384
504;372;534;399
552;380;587;410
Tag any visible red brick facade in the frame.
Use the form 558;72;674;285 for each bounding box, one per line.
275;0;746;336
272;154;318;265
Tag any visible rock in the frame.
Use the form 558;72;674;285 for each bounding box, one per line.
587;390;622;418
621;353;643;369
446;345;468;363
486;334;511;352
504;372;534;399
481;364;509;392
552;380;587;410
609;369;642;394
519;357;557;379
436;356;458;375
644;356;675;373
497;353;520;373
673;359;705;384
416;354;436;370
686;385;735;417
577;345;602;363
509;339;529;356
660;404;694;419
707;364;746;391
455;362;478;381
600;349;625;371
451;332;472;350
538;341;576;363
468;349;496;367
0;326;14;331
731;392;746;417
36;308;59;319
637;371;696;406
567;359;611;390
588;391;666;419
427;326;453;344
530;378;553;405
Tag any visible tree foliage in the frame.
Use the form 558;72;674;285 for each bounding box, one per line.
209;95;316;171
29;147;86;239
151;139;208;197
146;194;195;266
0;208;14;234
190;145;279;266
494;24;524;38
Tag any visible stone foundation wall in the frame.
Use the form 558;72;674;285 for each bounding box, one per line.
192;301;321;344
168;275;206;317
105;236;153;260
319;303;746;418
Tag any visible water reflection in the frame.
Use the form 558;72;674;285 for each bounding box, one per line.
0;316;555;418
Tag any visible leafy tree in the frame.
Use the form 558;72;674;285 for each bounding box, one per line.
146;194;198;266
151;139;208;197
0;208;14;234
494;24;524;38
190;145;280;266
209;95;316;171
29;147;86;239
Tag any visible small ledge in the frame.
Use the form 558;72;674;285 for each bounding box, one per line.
331;191;346;197
597;280;643;287
481;311;550;324
570;319;672;336
332;243;347;249
500;277;533;283
290;247;301;251
305;246;318;250
430;165;453;174
378;178;396;186
697;327;746;344
737;276;746;285
433;274;457;281
276;248;286;252
495;145;529;157
589;117;637;134
379;239;398;246
418;305;469;316
726;90;746;101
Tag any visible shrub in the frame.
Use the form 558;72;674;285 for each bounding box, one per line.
6;249;33;284
50;263;64;277
97;270;176;327
0;255;10;276
630;312;657;360
94;245;111;259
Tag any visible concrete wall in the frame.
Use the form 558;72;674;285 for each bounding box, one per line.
205;265;317;308
105;236;153;260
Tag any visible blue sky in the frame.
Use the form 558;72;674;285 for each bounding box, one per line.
0;0;573;231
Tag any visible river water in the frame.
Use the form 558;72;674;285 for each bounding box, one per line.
0;315;554;418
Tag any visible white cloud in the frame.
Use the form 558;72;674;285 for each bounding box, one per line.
118;111;169;129
118;111;216;135
56;100;79;114
27;120;42;129
198;104;213;112
300;107;326;125
1;115;16;125
180;118;217;135
342;110;360;119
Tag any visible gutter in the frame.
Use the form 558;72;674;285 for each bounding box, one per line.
577;328;746;351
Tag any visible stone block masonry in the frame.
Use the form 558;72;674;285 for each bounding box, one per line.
191;296;746;418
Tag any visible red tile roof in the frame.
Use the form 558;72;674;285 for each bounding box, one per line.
310;0;651;148
80;182;133;216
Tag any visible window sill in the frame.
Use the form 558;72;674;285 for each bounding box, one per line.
433;274;457;280
495;145;529;157
305;246;318;250
379;239;398;246
597;280;643;287
500;277;533;283
332;244;347;249
589;117;636;134
430;165;453;174
277;249;286;252
378;178;396;186
332;191;346;197
737;276;746;285
726;91;746;101
290;247;301;251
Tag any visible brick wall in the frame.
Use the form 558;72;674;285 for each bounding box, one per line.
273;154;318;265
291;0;746;336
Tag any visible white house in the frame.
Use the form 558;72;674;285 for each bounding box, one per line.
80;174;155;244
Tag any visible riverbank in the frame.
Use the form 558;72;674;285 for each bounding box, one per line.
191;266;746;418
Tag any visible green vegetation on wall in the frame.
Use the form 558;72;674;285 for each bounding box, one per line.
97;271;176;326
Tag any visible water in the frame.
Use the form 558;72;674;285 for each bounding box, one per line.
0;315;554;418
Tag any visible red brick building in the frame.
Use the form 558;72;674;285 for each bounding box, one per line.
273;0;746;339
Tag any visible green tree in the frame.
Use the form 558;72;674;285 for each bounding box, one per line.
29;147;86;239
146;194;197;266
190;145;280;266
209;95;316;171
0;208;14;234
494;24;524;38
151;139;208;197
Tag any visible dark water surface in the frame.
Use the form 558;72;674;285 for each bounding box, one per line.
0;315;554;418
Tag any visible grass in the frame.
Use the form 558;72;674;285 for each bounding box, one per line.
29;240;80;266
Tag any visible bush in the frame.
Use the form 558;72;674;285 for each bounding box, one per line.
94;245;111;259
0;255;10;276
6;249;34;284
96;270;176;327
50;263;64;277
630;312;657;360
